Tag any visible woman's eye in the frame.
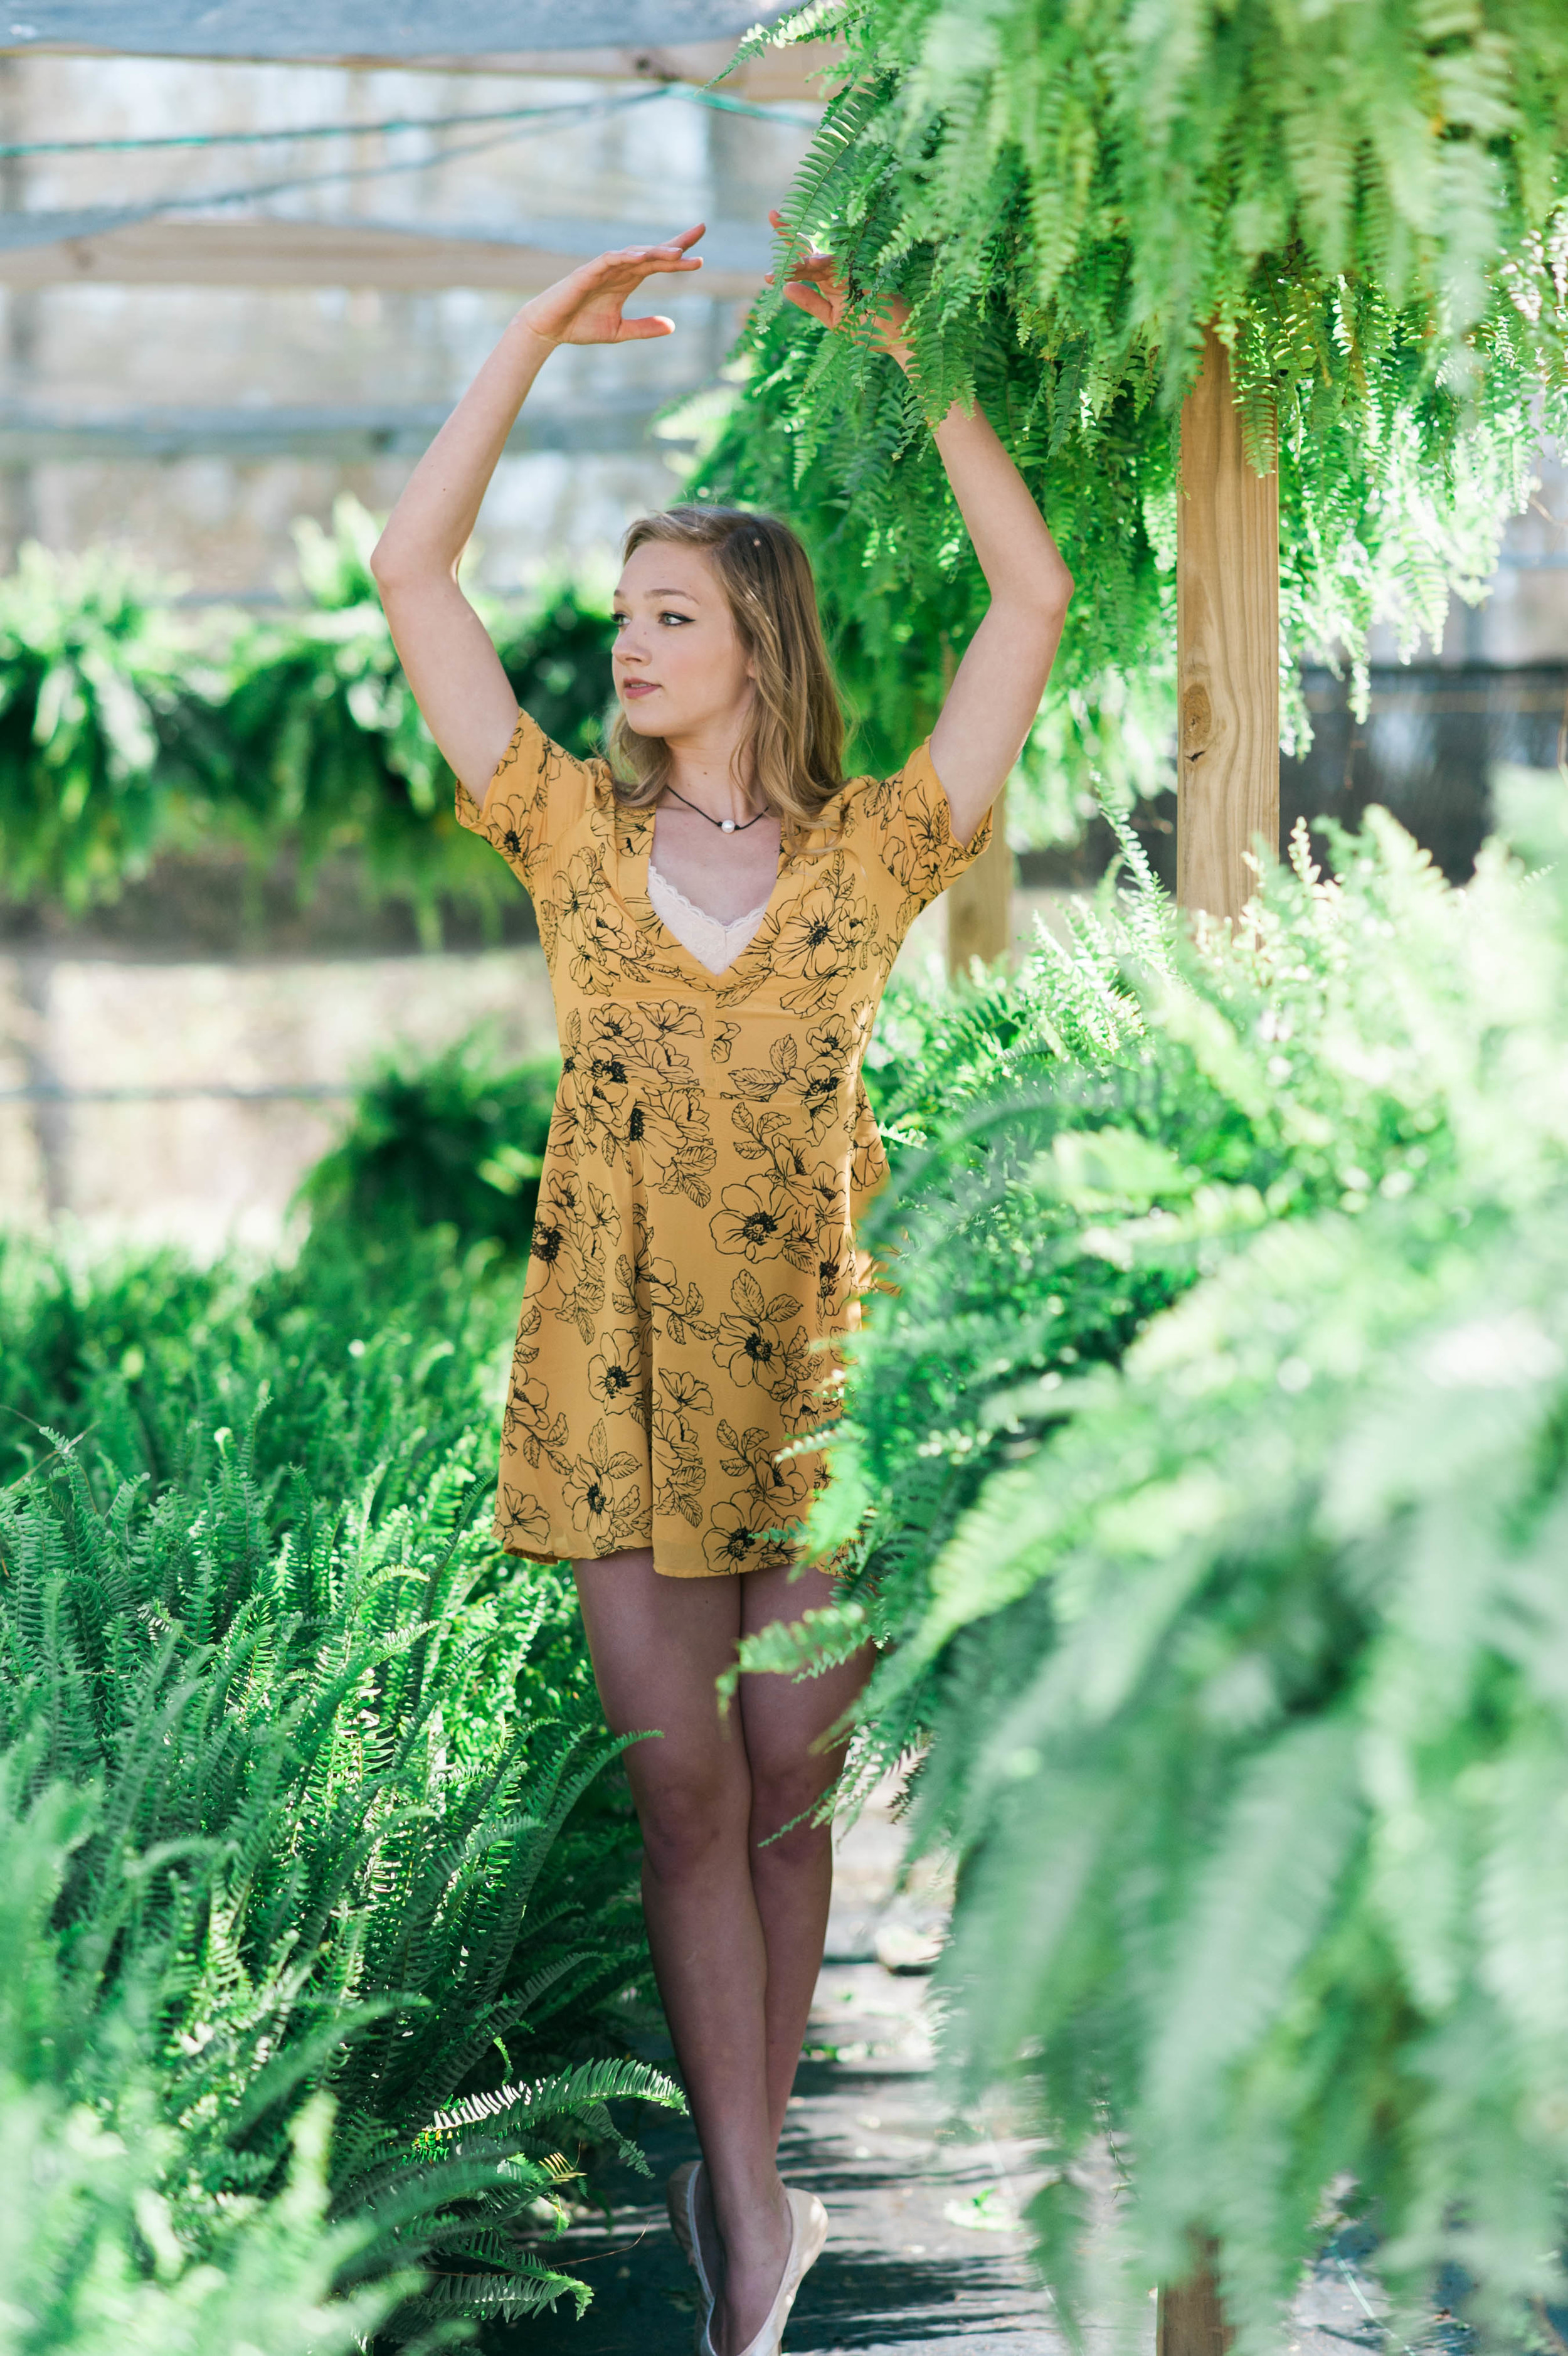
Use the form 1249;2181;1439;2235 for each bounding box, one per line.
612;613;628;630
659;611;691;627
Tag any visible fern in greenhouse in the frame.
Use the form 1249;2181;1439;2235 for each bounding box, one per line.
0;1425;678;2328
210;497;615;947
741;768;1568;2348
0;1759;412;2356
0;502;615;924
0;1195;680;2333
293;1029;560;1259
0;542;217;913
696;0;1568;828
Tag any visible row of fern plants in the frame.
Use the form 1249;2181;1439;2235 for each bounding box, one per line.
742;770;1568;2354
0;497;615;941
0;492;1170;915
0;1187;681;2348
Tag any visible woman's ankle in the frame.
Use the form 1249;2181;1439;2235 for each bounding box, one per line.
709;2161;788;2254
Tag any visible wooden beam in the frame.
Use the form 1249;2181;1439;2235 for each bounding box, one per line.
0;38;844;97
0;397;689;461
0;216;766;294
946;785;1012;975
1175;329;1279;921
388;39;843;95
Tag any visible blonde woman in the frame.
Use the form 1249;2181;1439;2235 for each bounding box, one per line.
371;220;1071;2356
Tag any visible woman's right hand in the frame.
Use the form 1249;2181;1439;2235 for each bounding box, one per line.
519;225;706;348
372;225;704;807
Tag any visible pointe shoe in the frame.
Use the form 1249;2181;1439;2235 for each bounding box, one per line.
666;2159;718;2353
723;2185;829;2356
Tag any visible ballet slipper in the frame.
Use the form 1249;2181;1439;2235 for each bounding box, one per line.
724;2185;829;2356
666;2159;718;2353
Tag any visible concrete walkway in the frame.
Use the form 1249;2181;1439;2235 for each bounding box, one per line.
506;1783;1076;2354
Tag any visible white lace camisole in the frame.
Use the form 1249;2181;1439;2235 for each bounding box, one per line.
648;860;771;975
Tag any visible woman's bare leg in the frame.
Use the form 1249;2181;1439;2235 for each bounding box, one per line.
573;1552;781;2354
739;1559;874;2146
571;1551;871;2356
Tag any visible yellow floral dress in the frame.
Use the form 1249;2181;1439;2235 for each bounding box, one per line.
456;709;992;1578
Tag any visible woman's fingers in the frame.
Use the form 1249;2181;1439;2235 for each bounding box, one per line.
616;314;677;340
600;249;704;293
771;206;907;348
521;228;703;346
772;237;906;353
773;239;837;282
599;248;691;275
588;228;705;280
781;280;837;327
627;223;706;268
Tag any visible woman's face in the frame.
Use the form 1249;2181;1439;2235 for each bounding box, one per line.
612;540;754;743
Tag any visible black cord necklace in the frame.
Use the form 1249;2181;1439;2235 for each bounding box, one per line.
662;783;769;835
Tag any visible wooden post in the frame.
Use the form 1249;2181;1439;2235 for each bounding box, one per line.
946;784;1012;974
1158;2241;1233;2356
1176;331;1279;920
1163;362;1270;2356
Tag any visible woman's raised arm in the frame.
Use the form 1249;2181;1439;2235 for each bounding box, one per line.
773;216;1072;846
371;226;706;806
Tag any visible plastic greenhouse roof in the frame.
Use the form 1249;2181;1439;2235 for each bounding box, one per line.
3;2;785;58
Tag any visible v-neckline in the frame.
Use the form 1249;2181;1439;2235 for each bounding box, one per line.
625;805;792;987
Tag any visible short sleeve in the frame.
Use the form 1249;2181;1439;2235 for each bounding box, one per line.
453;708;605;889
861;740;995;918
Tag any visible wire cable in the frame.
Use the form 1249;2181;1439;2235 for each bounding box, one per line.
28;101;671;233
0;80;818;161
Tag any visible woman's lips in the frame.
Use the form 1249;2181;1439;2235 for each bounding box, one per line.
621;680;659;699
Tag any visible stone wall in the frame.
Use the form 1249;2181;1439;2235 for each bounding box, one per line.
0;943;557;1250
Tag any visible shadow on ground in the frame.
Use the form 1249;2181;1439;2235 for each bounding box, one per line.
488;2094;1059;2356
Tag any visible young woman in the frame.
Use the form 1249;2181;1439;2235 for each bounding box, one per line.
371;218;1071;2356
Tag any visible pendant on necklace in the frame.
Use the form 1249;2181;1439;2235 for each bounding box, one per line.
720;819;736;832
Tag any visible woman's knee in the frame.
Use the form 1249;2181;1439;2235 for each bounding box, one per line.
747;1758;837;1864
628;1753;751;1881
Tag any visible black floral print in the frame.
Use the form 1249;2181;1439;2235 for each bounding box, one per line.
561;1418;644;1549
455;711;988;1574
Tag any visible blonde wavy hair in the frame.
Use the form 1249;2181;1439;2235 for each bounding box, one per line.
608;506;845;830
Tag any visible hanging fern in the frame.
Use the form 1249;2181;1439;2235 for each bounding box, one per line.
0;501;617;928
0;541;213;911
214;499;614;947
692;0;1568;829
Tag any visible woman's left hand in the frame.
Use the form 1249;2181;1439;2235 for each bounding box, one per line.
764;210;1073;854
766;210;912;367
